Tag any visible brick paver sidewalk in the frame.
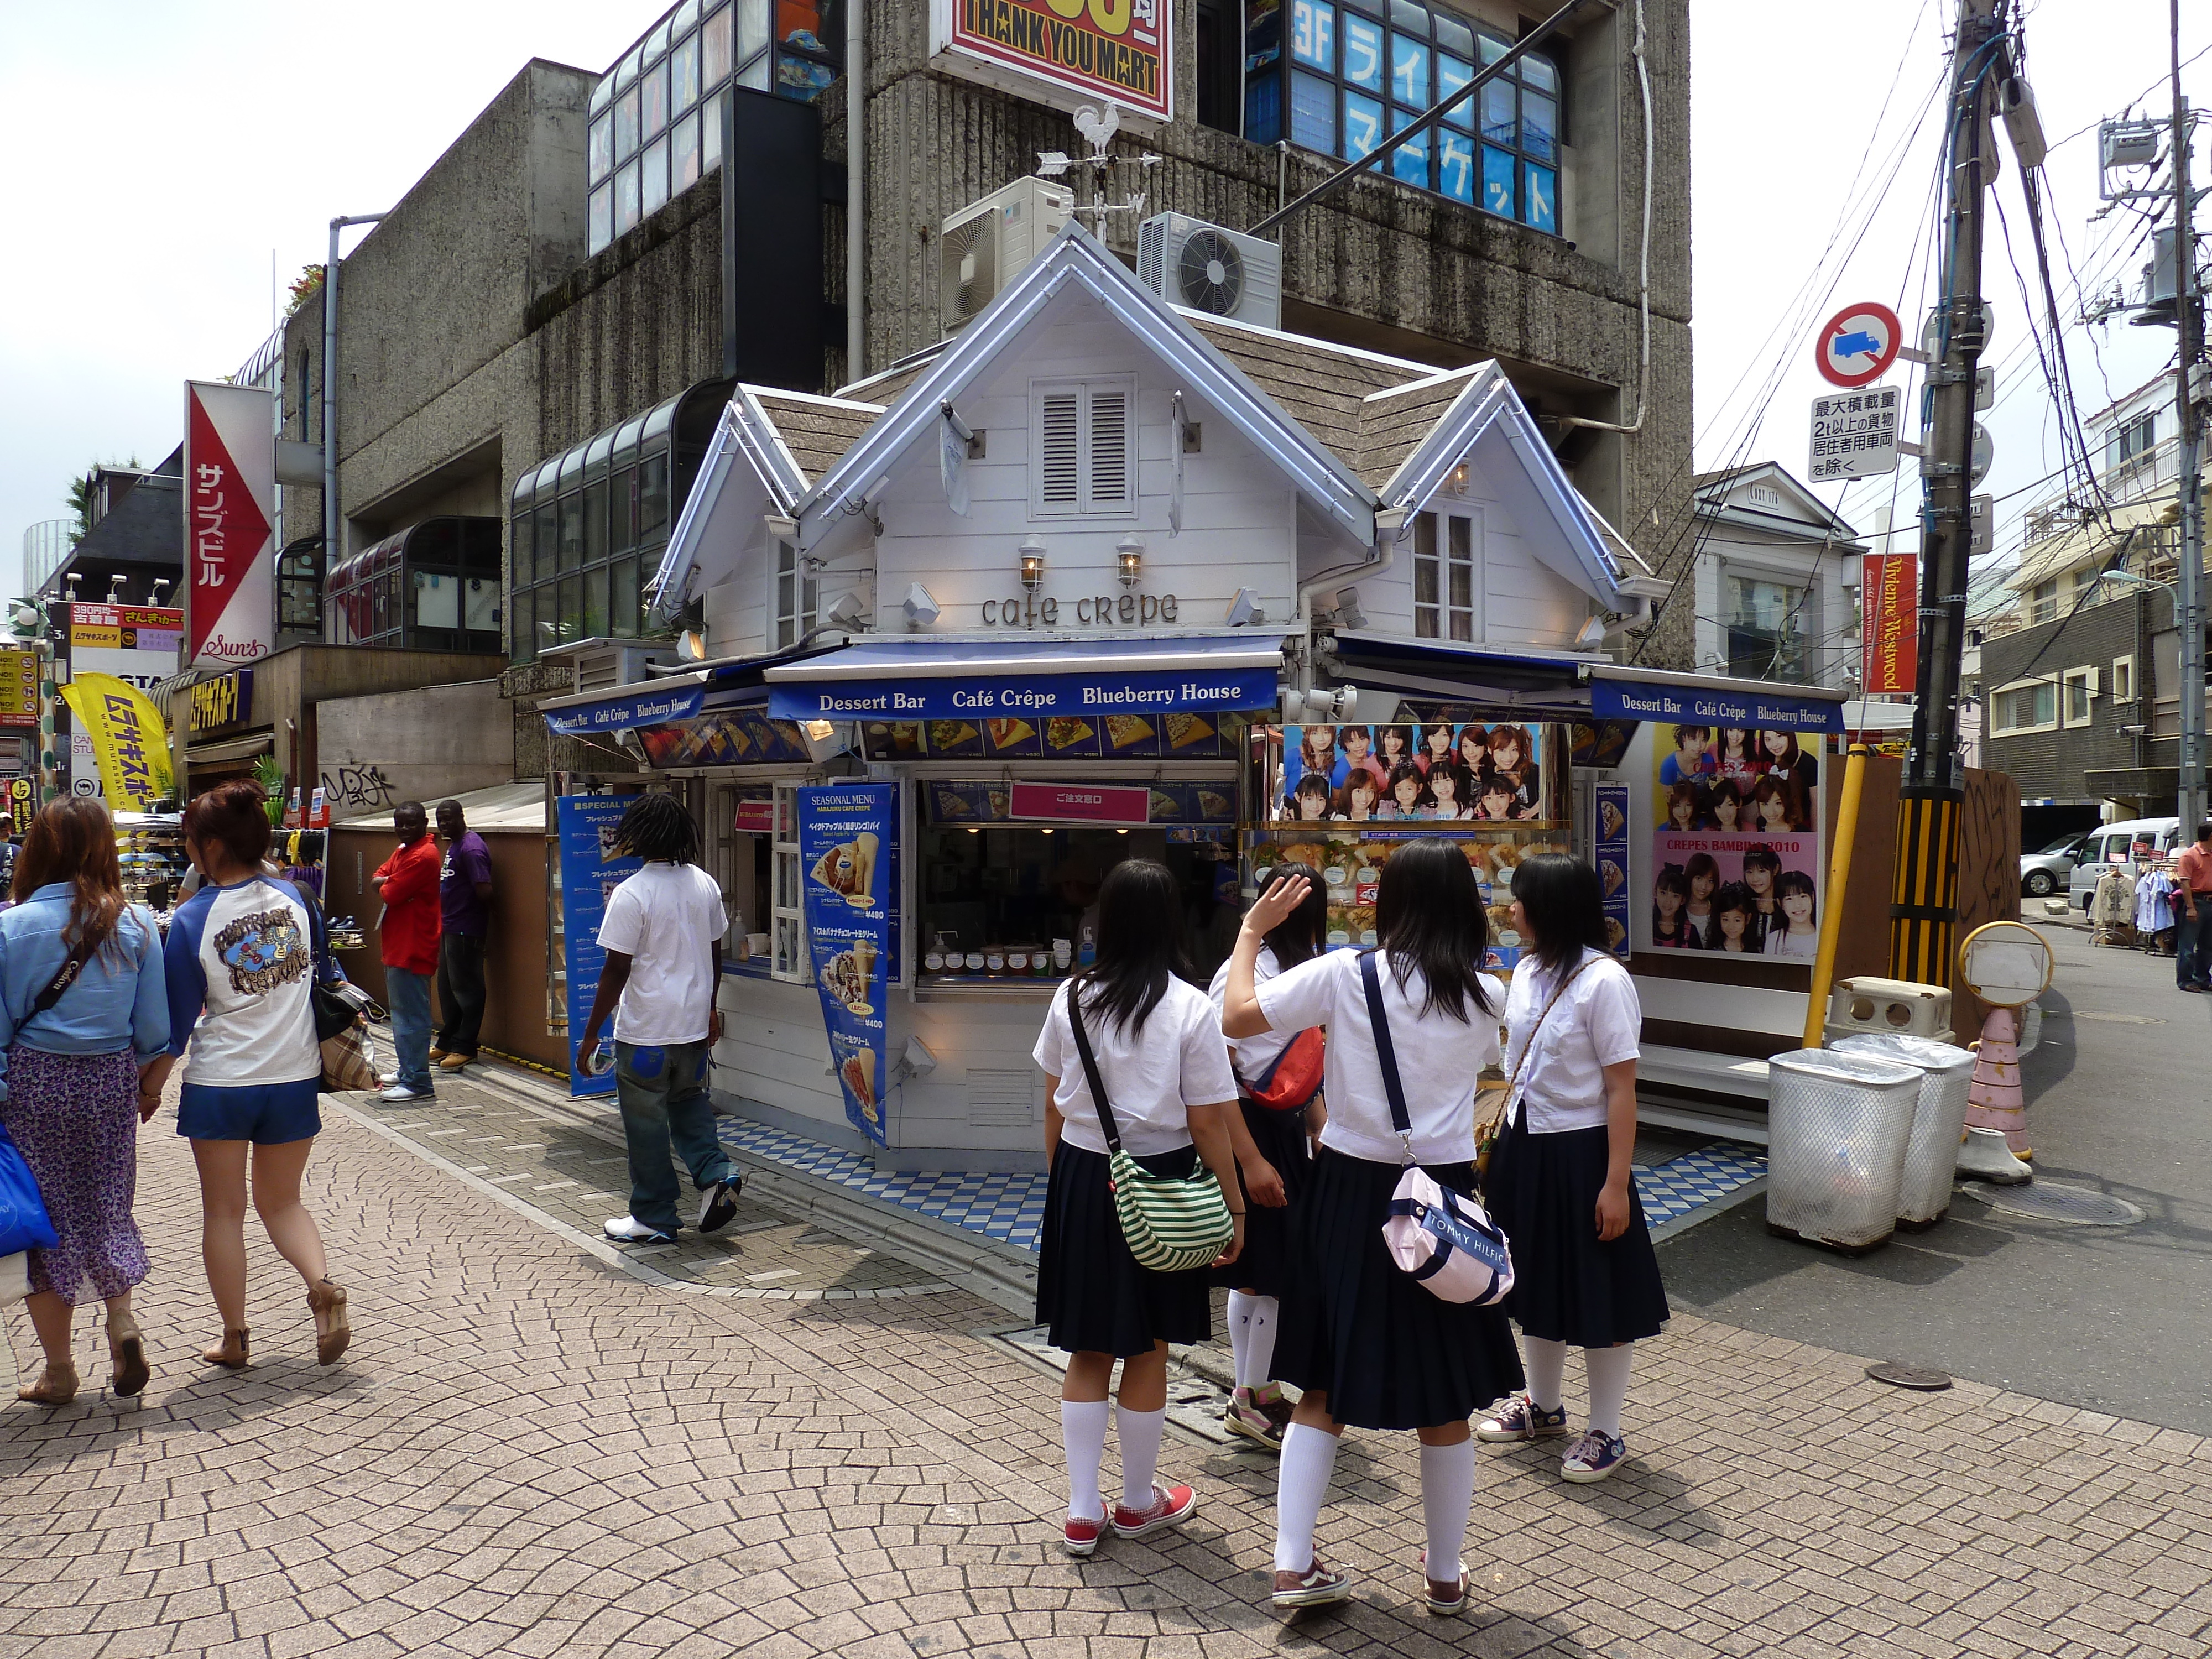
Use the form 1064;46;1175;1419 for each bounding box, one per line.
4;1077;2209;1658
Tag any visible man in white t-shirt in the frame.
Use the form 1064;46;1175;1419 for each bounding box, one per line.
575;796;742;1245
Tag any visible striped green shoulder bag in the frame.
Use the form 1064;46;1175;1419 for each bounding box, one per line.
1066;987;1235;1274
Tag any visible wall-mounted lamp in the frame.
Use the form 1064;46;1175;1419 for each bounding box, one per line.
902;582;941;627
1019;536;1046;591
1115;535;1144;588
1449;461;1471;491
1225;587;1266;627
824;591;867;629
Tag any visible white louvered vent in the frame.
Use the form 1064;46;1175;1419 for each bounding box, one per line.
1088;389;1128;504
1039;392;1081;506
966;1069;1038;1129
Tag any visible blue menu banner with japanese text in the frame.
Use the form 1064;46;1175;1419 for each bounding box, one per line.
799;784;897;1144
556;796;645;1095
1593;782;1632;959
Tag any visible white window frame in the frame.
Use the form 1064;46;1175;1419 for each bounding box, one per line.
773;540;816;649
1990;675;2059;737
1412;507;1483;641
1719;559;1818;684
769;781;808;983
1029;376;1136;519
2112;653;2137;704
2061;666;2098;728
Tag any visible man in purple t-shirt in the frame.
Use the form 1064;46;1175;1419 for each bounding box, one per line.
431;799;495;1071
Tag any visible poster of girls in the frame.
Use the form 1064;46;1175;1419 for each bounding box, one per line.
1648;723;1823;957
1272;722;1550;823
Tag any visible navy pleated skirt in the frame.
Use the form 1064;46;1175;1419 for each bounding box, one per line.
1210;1098;1310;1297
1485;1113;1670;1348
1036;1141;1214;1358
1273;1145;1526;1431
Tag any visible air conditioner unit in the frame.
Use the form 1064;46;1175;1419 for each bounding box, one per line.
1136;213;1282;330
939;178;1076;334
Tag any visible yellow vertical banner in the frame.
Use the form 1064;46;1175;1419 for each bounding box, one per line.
58;672;174;812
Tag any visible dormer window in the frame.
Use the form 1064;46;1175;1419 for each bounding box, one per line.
1032;378;1135;518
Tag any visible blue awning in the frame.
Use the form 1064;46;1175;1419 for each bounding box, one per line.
540;676;709;735
763;634;1286;722
1321;630;1599;714
1587;667;1846;734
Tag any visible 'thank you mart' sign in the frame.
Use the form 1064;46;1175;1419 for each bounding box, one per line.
933;0;1172;122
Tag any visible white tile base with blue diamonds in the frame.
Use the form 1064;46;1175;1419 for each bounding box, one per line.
720;1117;1767;1256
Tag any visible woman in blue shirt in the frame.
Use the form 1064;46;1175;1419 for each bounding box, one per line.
0;800;169;1406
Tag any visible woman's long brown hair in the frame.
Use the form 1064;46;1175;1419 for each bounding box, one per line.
12;798;130;962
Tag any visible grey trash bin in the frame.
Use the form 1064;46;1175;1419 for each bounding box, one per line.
1765;1048;1923;1254
1831;1032;1976;1230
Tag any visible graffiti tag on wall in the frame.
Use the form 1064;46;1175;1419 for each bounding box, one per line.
320;763;397;809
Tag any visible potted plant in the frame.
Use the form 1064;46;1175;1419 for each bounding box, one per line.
251;754;286;826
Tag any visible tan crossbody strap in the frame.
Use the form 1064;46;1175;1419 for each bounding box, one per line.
1478;954;1599;1137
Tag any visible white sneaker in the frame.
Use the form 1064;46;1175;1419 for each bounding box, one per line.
379;1083;434;1103
603;1215;675;1245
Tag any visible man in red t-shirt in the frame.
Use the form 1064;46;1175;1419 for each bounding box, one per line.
373;801;445;1099
2178;820;2212;993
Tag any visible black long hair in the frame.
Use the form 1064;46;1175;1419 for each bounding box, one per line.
613;792;700;863
1511;853;1611;975
1256;869;1329;969
1073;858;1190;1035
1370;838;1494;1021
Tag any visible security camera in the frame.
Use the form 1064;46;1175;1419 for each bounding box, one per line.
902;582;941;627
1329;587;1367;629
890;1035;938;1086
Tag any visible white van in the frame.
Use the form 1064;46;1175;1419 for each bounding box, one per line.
2067;817;2184;911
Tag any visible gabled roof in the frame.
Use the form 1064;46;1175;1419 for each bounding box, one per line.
1182;312;1433;466
795;223;1378;547
1369;361;1634;608
1692;461;1859;542
644;384;884;628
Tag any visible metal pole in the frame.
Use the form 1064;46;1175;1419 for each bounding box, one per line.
2170;0;2206;834
1891;0;2001;988
1804;744;1871;1048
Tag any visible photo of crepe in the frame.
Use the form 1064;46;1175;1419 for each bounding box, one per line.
1600;858;1626;897
1102;714;1157;755
1599;799;1626;842
839;1051;879;1124
1045;716;1097;753
927;719;983;757
1164;712;1216;752
985;716;1041;755
808;831;879;908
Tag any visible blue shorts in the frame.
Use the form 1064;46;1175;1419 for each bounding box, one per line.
176;1078;324;1145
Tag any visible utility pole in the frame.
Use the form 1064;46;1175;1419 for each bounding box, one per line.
2170;0;2206;836
1892;0;2004;988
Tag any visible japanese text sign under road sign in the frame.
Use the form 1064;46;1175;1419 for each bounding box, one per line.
1810;386;1902;482
1815;301;1903;388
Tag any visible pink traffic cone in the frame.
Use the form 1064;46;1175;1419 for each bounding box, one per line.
1964;1007;2030;1159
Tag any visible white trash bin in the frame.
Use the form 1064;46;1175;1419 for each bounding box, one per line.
1830;1032;1976;1230
1765;1048;1923;1254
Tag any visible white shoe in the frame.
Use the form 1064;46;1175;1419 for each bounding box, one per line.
380;1083;434;1103
603;1215;675;1245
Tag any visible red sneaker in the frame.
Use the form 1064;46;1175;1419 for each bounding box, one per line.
1063;1512;1105;1557
1110;1481;1198;1540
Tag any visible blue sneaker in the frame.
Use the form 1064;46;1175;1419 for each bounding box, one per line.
1559;1429;1627;1483
1477;1392;1568;1443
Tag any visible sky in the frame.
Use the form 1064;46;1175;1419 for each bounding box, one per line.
2;0;2206;599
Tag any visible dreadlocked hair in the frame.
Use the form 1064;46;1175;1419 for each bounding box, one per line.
613;793;699;863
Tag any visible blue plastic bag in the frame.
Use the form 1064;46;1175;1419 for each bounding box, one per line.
0;1120;59;1256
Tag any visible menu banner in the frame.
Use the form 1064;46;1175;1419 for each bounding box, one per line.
770;665;1274;723
1593;782;1631;960
799;784;897;1145
555;796;646;1096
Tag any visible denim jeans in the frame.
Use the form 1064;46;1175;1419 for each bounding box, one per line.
2179;902;2212;988
435;933;489;1057
386;967;435;1091
614;1038;732;1234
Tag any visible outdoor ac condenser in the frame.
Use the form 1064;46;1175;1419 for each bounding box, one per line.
1136;213;1282;331
938;178;1076;333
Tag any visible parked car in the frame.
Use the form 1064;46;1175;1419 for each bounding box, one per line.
2066;817;2183;912
2020;831;2090;897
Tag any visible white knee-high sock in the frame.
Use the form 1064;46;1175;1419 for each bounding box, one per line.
1117;1404;1167;1510
1061;1399;1110;1521
1419;1439;1476;1578
1273;1422;1340;1572
1521;1334;1568;1413
1225;1290;1256;1391
1585;1343;1634;1438
1243;1295;1279;1388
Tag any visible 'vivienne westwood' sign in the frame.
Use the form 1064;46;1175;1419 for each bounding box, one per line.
935;0;1172;123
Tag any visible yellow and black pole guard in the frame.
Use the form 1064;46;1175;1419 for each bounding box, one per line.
1888;784;1964;985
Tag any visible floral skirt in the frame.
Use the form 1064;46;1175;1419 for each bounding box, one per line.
0;1046;147;1306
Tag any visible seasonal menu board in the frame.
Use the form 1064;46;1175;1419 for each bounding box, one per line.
1243;825;1579;972
1648;723;1823;958
859;712;1234;761
1264;719;1558;825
